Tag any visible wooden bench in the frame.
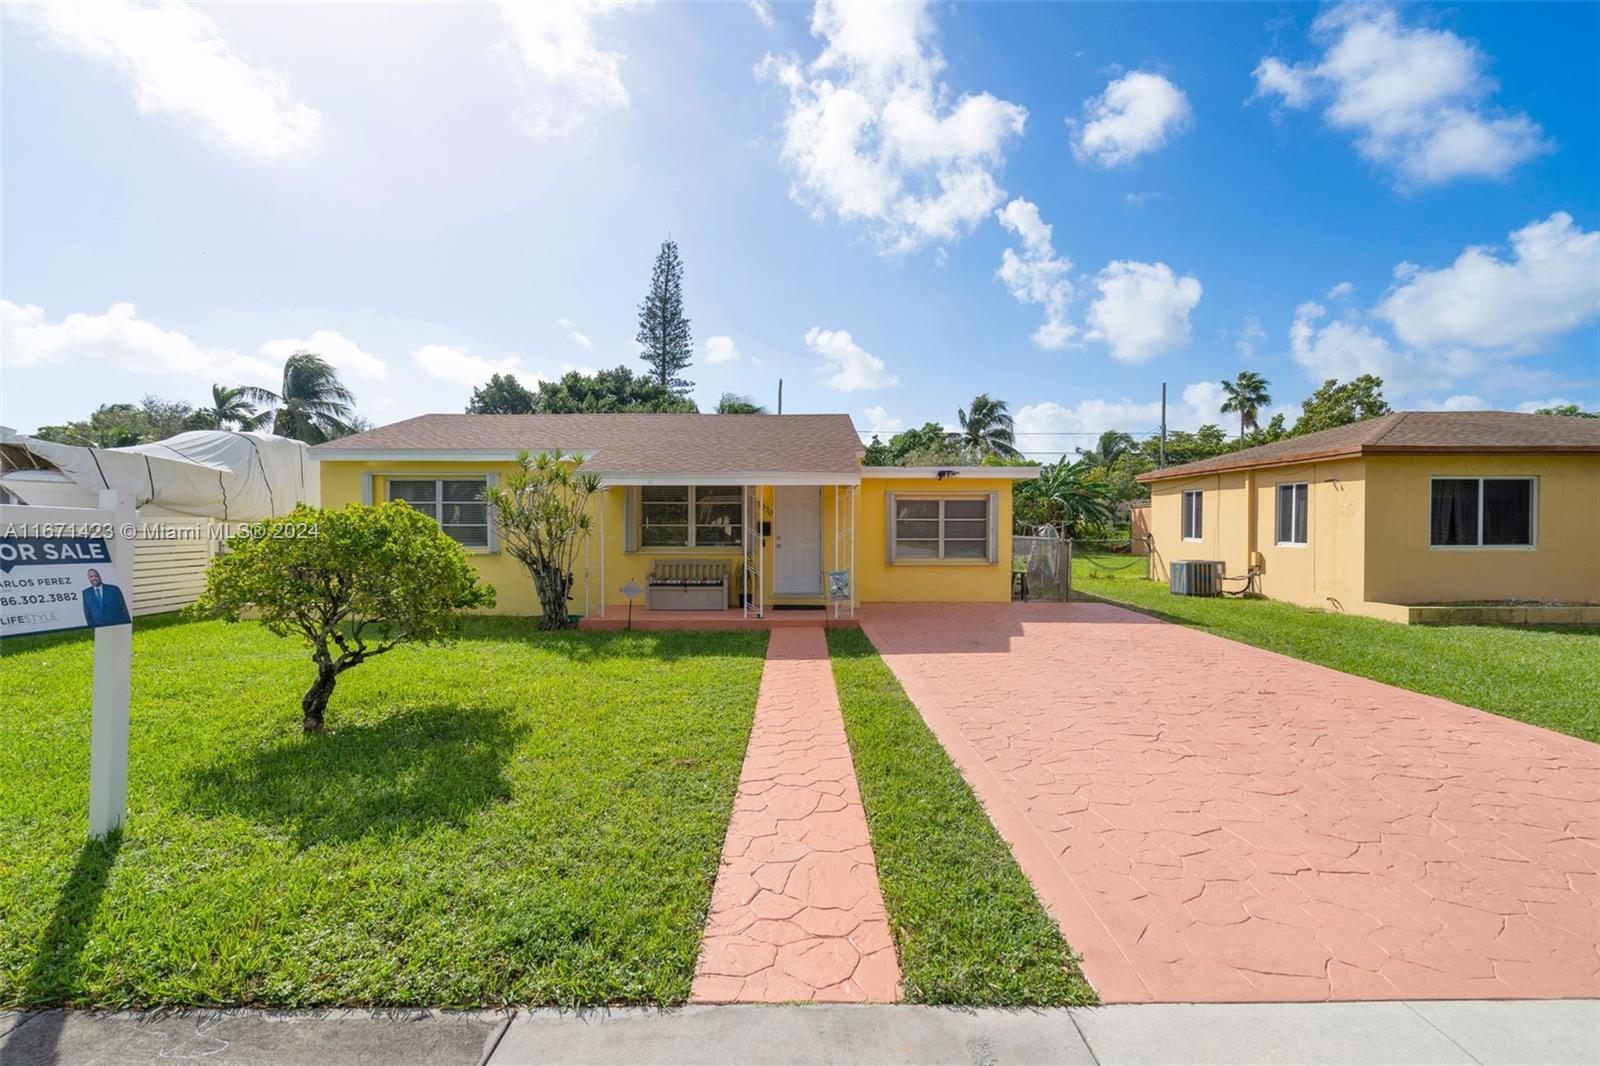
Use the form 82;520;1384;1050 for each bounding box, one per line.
646;559;731;611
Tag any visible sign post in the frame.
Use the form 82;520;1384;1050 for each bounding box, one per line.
620;579;641;630
1;490;136;838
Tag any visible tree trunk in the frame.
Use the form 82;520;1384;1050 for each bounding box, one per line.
301;661;337;733
533;563;573;630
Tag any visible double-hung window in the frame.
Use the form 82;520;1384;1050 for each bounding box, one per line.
389;478;490;547
1430;477;1535;548
1181;490;1203;541
1275;482;1309;546
640;486;743;548
891;496;991;561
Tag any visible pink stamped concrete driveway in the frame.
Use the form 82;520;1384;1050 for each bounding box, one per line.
861;602;1600;1004
691;627;900;1003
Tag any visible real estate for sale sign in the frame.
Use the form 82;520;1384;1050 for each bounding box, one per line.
0;535;131;637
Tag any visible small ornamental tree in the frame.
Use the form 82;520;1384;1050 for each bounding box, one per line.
193;502;495;733
482;450;599;630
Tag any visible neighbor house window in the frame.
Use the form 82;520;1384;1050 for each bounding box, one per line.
1276;482;1308;546
892;496;991;561
389;478;490;547
1181;490;1203;541
1430;477;1535;548
640;486;743;548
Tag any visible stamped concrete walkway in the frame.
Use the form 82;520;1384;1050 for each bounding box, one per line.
861;602;1600;1004
691;627;900;1003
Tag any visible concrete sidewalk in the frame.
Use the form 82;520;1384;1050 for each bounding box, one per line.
3;1001;1596;1065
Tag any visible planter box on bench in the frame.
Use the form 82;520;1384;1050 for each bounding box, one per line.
646;559;731;611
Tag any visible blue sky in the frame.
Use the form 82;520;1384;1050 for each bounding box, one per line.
4;1;1597;457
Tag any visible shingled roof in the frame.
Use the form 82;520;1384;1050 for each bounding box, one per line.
1138;411;1600;482
310;413;866;477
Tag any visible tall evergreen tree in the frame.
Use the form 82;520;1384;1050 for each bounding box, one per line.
636;239;694;392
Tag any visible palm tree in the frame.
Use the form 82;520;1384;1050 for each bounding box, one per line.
715;392;766;414
196;384;269;431
1017;456;1115;537
950;393;1020;460
1077;430;1134;469
246;352;358;444
1220;371;1272;444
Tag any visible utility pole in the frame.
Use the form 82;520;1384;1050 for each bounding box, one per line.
1159;382;1168;469
777;378;783;415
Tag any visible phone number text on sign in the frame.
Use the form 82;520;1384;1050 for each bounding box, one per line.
0;535;127;638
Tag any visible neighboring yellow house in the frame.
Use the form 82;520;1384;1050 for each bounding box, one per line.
311;413;1036;618
1137;411;1600;623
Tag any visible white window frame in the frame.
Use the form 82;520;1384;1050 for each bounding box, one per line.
1181;490;1203;542
888;493;996;564
1428;476;1538;551
638;485;745;550
1275;481;1309;547
387;475;495;550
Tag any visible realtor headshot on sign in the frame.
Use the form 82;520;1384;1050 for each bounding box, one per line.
81;567;129;627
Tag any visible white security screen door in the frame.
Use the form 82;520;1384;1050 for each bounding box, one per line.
774;486;822;595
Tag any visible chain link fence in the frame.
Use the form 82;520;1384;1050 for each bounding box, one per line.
1011;534;1068;602
1013;532;1154;602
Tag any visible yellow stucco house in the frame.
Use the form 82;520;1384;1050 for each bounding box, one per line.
1137;411;1600;623
310;413;1037;619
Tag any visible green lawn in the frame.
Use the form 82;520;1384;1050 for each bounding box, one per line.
1071;552;1600;743
826;628;1094;1006
0;615;768;1008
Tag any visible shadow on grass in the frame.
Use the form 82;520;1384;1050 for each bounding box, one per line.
452;618;770;665
15;831;123;1014
1069;587;1223;630
0;609;197;659
187;705;527;848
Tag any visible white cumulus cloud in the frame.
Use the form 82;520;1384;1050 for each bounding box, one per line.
746;1;775;29
1288;300;1439;394
412;344;524;387
804;326;898;391
1083;260;1202;362
1417;394;1490;412
1285;213;1600;403
862;405;903;434
9;0;321;161
1252;6;1549;187
262;330;387;380
2;300;279;381
995;198;1075;349
1376;212;1600;353
498;0;640;139
703;336;741;364
556;317;593;350
758;0;1027;252
1515;398;1583;414
1233;314;1267;360
1013;381;1231;447
1071;71;1192;167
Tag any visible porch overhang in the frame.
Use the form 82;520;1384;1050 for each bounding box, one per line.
595;472;863;487
861;466;1041;480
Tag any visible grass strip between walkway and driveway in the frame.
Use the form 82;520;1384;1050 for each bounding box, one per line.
1071;553;1600;744
1;615;767;1008
826;628;1095;1007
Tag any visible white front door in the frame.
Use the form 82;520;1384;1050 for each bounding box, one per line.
774;486;822;595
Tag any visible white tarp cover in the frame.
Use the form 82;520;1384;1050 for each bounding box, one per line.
0;428;316;521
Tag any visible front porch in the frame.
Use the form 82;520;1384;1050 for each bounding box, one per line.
580;480;859;623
